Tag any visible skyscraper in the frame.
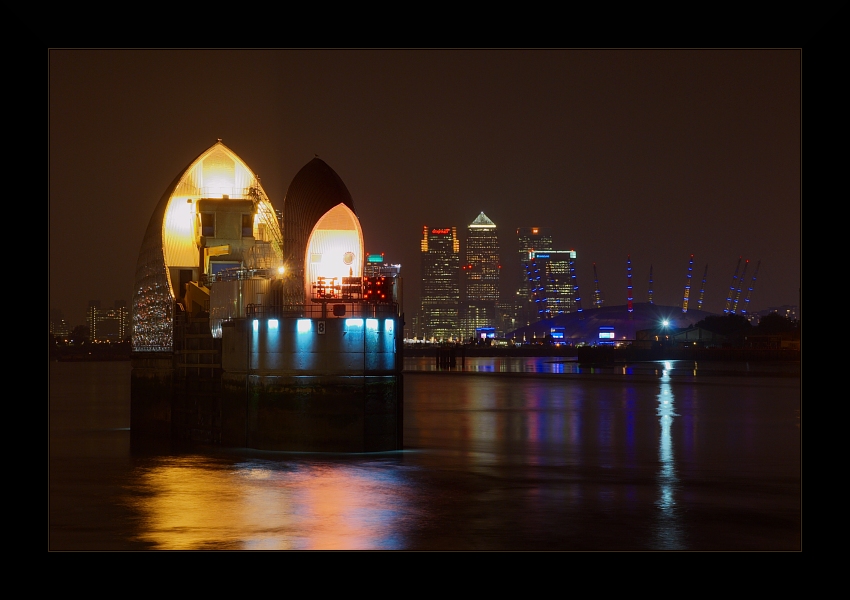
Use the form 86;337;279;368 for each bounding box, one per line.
420;226;460;341
463;212;500;340
525;250;576;321
515;227;553;327
88;300;129;342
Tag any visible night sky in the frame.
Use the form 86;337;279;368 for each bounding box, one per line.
49;49;800;328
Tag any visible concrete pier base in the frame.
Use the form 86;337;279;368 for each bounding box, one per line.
223;374;401;452
130;353;174;440
131;312;403;452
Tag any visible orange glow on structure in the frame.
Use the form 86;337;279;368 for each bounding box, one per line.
133;140;283;352
305;203;364;300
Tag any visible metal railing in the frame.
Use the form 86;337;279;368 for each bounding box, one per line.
202;267;273;286
246;302;399;320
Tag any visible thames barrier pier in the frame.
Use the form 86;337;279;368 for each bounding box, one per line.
130;141;403;452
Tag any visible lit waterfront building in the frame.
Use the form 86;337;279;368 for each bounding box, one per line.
420;226;460;341
515;227;553;326
747;305;800;325
496;301;517;337
463;212;500;340
87;300;129;342
525;250;576;321
49;308;70;341
364;253;403;312
364;253;402;279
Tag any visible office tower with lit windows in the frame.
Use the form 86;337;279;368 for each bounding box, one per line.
87;300;129;342
364;253;402;278
49;308;70;340
515;227;553;326
463;212;500;340
364;253;403;312
525;250;576;321
420;226;460;341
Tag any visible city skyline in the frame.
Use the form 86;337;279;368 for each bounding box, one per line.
50;49;801;327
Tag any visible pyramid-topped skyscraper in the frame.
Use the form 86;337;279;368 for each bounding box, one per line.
463;211;500;340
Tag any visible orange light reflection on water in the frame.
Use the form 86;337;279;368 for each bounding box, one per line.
128;458;409;550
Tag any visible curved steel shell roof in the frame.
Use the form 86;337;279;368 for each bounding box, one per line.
132;141;280;352
282;158;357;304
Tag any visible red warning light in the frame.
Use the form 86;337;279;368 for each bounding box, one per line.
364;276;392;303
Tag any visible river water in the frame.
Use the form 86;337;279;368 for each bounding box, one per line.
49;357;800;551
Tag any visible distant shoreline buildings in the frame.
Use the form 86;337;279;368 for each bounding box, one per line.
47;144;795;345
418;220;582;343
413;222;794;343
48;302;129;343
87;300;129;342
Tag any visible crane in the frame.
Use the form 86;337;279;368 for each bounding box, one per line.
592;262;603;309
648;265;654;304
724;257;743;314
731;259;750;313
696;264;708;311
740;260;760;315
627;255;633;314
682;254;694;313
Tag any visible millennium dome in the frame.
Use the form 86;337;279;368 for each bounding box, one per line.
508;302;716;346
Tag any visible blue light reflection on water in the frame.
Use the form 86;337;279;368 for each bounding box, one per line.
404;355;583;374
50;360;801;551
404;355;800;378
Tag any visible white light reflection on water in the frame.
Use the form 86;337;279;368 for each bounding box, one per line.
128;458;412;550
654;361;684;549
52;361;801;550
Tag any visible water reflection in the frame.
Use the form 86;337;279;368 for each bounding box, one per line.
404;355;800;379
50;361;801;550
654;361;683;549
405;356;582;374
127;457;412;550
